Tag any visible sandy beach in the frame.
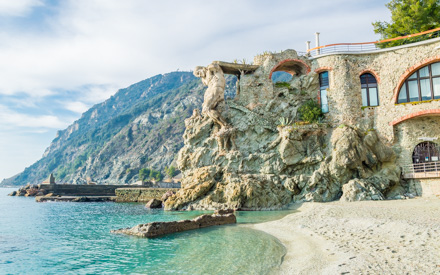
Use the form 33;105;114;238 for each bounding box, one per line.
248;198;440;274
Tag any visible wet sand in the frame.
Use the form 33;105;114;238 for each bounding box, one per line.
248;198;440;274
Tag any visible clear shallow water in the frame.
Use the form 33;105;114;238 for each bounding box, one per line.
0;188;290;274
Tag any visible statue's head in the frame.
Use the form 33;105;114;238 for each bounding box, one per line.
193;66;206;78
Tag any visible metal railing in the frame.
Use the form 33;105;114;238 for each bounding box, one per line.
401;161;440;179
308;27;440;57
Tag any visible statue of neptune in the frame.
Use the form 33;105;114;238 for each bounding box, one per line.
193;63;228;128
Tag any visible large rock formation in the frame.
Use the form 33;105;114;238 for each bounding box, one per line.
164;50;407;210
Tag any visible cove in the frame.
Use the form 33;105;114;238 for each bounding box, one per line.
0;188;288;274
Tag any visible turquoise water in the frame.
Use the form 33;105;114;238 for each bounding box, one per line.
0;188;289;274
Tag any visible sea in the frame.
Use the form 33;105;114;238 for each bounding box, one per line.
0;188;289;274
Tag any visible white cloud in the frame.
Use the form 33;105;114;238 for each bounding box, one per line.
0;0;390;98
79;84;120;104
63;101;88;114
0;0;43;16
0;104;69;129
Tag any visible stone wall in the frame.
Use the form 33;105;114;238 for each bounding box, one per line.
39;184;128;196
310;37;440;143
115;188;179;202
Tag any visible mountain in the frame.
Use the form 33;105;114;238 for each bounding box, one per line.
1;71;237;186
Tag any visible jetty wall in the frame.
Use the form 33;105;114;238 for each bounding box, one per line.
115;188;179;202
39;184;140;196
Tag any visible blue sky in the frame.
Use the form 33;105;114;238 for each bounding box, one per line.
0;0;390;181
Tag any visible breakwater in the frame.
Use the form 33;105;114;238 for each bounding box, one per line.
115;187;179;202
39;184;127;196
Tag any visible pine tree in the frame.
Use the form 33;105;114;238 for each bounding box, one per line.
373;0;440;47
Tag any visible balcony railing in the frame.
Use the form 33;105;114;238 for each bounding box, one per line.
308;27;440;57
402;161;440;179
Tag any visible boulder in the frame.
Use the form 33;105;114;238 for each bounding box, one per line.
111;211;236;238
145;199;163;209
215;209;234;215
161;191;175;202
25;188;40;197
340;179;384;202
8;191;17;196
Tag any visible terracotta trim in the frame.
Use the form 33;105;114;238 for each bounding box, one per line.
389;109;440;126
314;66;333;74
269;59;311;79
359;69;380;84
392;56;440;103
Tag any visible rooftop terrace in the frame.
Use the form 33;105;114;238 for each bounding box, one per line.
307;27;440;57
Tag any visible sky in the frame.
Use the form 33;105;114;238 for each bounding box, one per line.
0;0;390;181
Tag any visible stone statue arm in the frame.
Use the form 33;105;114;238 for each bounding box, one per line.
206;64;218;83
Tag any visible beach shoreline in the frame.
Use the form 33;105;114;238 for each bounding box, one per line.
246;198;440;274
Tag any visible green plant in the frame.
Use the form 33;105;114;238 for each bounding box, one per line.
165;166;177;178
278;117;292;127
364;128;376;136
275;82;291;88
139;167;164;181
298;100;323;123
139;168;151;181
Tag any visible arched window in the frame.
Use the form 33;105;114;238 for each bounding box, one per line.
413;141;440;164
360;73;379;106
397;62;440;103
319;71;329;113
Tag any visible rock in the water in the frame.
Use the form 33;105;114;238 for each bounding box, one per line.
161;191;175;202
145;198;163;208
111;212;236;238
215;209;234;215
9;184;46;197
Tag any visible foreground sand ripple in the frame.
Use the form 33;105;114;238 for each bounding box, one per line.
248;198;440;274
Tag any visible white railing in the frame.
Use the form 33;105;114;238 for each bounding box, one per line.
402;161;440;179
307;28;440;57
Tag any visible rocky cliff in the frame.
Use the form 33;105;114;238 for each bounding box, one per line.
164;50;408;210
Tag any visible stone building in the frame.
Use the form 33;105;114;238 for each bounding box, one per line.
249;37;440;196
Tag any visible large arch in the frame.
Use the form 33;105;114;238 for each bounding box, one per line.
392;55;440;103
389;109;440;126
269;59;311;80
